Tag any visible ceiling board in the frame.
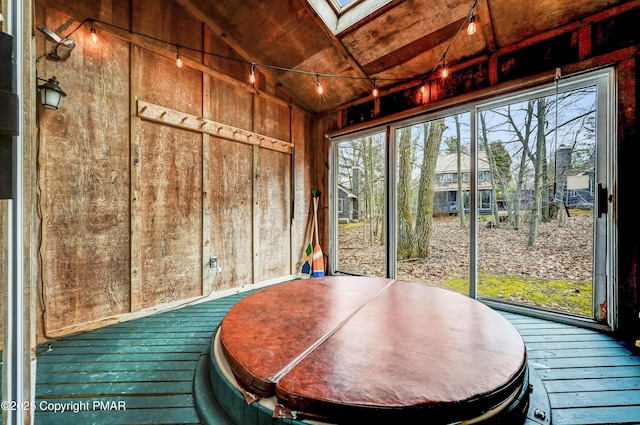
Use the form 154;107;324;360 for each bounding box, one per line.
180;0;633;113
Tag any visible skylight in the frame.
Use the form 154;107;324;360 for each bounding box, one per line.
307;0;393;34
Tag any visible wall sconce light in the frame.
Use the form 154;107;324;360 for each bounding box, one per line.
37;76;67;109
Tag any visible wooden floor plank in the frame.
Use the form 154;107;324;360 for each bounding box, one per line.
47;337;210;348
35;394;195;409
522;333;618;343
37;352;200;363
523;340;625;350
36;381;194;397
549;390;640;408
37;360;198;373
516;327;602;336
63;331;214;340
536;365;640;380
527;347;635;359
530;356;640;368
36;344;205;356
35;407;201;425
543;377;640;393
37;370;195;384
552;405;640;425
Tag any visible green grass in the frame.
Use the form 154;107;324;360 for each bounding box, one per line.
444;272;592;316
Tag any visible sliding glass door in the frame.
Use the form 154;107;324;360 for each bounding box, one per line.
330;68;615;328
476;71;613;323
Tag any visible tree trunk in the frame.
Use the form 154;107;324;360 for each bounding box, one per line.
528;99;546;246
413;119;445;258
507;102;535;231
397;127;414;258
454;116;466;228
480;113;501;226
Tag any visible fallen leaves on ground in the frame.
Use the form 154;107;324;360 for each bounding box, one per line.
338;212;593;315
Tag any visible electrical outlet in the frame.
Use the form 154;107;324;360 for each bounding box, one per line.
209;256;218;269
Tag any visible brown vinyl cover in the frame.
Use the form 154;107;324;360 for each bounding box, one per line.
219;277;527;423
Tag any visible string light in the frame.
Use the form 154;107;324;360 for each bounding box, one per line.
441;55;449;79
249;62;256;86
70;0;477;98
176;45;183;68
467;14;477;36
90;22;98;44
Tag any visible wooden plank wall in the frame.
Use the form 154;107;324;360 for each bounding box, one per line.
34;0;314;341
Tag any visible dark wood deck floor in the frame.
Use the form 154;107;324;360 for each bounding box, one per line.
34;290;640;425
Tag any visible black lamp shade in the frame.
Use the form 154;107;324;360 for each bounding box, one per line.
38;76;66;109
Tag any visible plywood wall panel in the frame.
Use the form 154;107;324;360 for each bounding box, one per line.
33;0;315;340
139;123;203;308
136;50;203;309
290;110;314;274
208;138;254;290
136;49;203;116
40;10;131;331
257;148;291;280
209;78;254;131
254;95;291;141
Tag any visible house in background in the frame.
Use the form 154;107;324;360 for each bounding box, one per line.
337;185;358;223
555;145;596;209
338;167;361;223
433;151;494;215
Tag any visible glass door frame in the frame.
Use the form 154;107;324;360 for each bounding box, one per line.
329;127;390;277
328;67;617;332
474;68;616;330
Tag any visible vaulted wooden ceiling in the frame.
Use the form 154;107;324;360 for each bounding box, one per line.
177;0;627;113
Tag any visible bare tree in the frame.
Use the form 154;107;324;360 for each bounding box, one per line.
454;116;466;228
479;112;501;226
397;127;414;258
413;119;445;257
528;99;547;246
506;102;535;230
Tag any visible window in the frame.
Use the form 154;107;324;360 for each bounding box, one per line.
306;0;393;34
331;68;615;329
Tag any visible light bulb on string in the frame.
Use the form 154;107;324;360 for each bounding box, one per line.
316;74;323;96
467;14;477;36
249;63;256;86
90;22;98;44
372;79;378;98
441;56;449;79
176;46;183;68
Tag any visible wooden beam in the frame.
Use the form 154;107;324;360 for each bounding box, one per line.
136;100;294;154
362;18;466;76
476;0;497;54
300;1;372;82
